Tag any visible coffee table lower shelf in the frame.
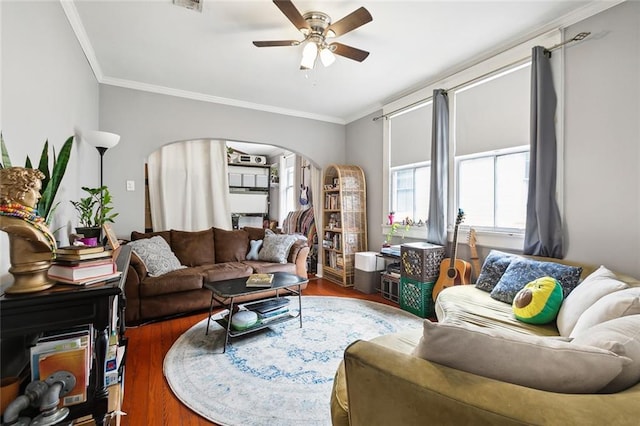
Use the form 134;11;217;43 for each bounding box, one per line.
214;311;300;338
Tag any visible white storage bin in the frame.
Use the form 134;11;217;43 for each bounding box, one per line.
242;174;256;187
256;175;269;188
355;252;385;272
229;173;242;186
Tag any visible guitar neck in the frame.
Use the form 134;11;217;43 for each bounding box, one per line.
449;224;460;268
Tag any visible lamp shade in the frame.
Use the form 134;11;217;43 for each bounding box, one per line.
85;131;120;149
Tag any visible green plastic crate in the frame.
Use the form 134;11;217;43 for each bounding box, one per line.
400;277;435;318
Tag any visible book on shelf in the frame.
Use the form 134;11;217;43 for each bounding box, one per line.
38;346;89;406
48;260;115;281
52;257;118;267
246;273;274;287
51;271;122;286
55;250;113;261
56;245;106;255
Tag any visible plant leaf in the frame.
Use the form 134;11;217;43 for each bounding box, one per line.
0;132;12;168
39;136;73;218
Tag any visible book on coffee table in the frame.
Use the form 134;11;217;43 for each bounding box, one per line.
246;273;274;287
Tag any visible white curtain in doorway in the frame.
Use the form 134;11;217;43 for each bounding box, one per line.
148;140;232;231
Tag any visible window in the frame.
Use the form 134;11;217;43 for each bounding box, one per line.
454;63;531;232
279;154;296;225
390;163;430;223
457;147;529;230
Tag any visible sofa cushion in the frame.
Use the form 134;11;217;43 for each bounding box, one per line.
139;266;207;297
242;260;297;275
490;258;582;304
128;236;185;277
556;266;628;336
170;228;216;266
246;239;262;260
287;238;308;264
204;262;253;282
243;226;266;241
572;315;640;393
131;230;171;245
436;285;560;336
213;228;249;262
475;250;518;292
512;276;563;325
570;287;640;337
258;229;299;263
412;320;629;393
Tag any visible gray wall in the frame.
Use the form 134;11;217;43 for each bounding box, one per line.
562;0;639;276
98;86;346;237
1;1;99;281
346;111;384;250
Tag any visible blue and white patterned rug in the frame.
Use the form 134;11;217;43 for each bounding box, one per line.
163;296;423;426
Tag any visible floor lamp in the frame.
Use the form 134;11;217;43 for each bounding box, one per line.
85;131;120;239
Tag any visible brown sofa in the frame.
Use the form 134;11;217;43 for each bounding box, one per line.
123;227;309;324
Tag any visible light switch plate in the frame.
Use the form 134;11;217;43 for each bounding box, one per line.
126;180;135;191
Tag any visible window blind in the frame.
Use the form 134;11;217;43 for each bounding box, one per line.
455;64;531;156
389;102;433;167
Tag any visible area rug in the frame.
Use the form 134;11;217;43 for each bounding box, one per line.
163;296;423;426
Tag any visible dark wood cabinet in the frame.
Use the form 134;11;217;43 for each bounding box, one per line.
0;245;131;425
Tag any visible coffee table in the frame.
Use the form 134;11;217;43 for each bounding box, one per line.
204;272;308;353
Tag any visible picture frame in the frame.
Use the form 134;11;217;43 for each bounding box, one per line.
102;223;120;251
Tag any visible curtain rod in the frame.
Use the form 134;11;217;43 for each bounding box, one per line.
373;32;590;122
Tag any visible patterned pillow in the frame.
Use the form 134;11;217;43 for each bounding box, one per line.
246;239;263;260
490;258;582;304
475;250;519;292
128;236;185;277
258;230;298;263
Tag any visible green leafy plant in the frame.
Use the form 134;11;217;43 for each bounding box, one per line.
71;186;119;227
0;133;74;226
385;222;411;244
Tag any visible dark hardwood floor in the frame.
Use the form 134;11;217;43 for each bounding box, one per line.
120;276;397;426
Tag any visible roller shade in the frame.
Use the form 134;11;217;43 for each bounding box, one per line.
389;102;432;167
455;64;531;156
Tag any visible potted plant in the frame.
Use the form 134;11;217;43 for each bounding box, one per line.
71;186;118;241
0;133;74;227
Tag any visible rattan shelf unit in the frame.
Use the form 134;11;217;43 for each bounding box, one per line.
321;164;367;287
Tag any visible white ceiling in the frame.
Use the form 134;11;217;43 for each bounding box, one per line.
66;0;603;124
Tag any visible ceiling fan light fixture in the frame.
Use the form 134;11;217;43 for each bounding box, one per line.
300;41;318;70
320;47;335;67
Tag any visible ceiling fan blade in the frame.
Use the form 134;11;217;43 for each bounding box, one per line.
330;43;370;62
325;7;372;37
253;40;299;47
273;0;309;32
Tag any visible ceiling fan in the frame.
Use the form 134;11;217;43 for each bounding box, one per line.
253;0;373;70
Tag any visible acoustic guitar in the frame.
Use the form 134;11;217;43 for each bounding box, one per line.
468;228;481;282
432;209;472;300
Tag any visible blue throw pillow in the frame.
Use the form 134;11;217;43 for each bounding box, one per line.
475;250;519;292
246;239;263;260
490;258;582;304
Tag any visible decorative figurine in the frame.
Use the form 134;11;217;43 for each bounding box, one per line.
0;167;56;293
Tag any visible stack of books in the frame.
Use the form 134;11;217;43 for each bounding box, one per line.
242;298;291;324
49;245;120;285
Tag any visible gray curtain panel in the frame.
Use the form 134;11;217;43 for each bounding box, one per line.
427;89;449;246
523;46;564;258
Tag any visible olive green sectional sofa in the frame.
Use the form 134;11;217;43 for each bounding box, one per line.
331;255;640;425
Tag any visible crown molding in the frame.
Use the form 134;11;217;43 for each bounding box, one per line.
60;0;103;81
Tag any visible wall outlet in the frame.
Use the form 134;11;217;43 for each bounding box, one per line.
126;180;135;191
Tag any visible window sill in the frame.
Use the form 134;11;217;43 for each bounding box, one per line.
381;225;524;251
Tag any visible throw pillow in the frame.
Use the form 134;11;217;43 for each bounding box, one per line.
412;320;628;393
556;266;628;337
475;250;519;292
246;239;263;260
128;236;185;277
170;228;215;267
489;258;582;304
258;229;298;264
213;228;249;263
570;287;640;337
572;315;640;393
512;276;564;324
